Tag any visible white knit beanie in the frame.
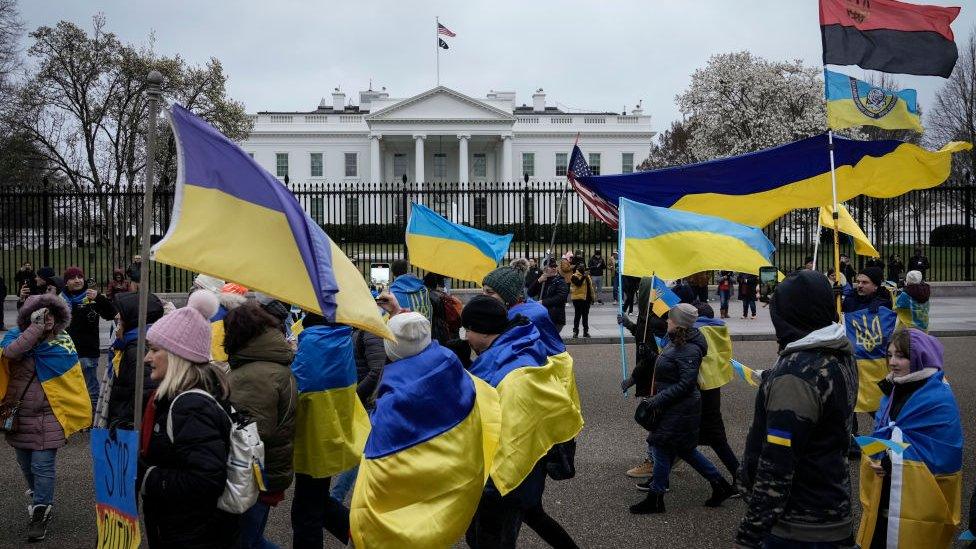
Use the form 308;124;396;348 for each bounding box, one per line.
905;270;923;285
384;312;432;362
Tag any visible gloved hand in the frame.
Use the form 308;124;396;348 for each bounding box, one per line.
616;314;625;325
30;307;49;326
620;377;635;392
831;284;844;298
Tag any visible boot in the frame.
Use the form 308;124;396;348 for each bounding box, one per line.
629;492;665;514
572;330;579;339
704;478;735;507
27;504;52;542
583;331;591;338
720;308;728;319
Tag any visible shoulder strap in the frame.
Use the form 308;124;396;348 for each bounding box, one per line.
16;369;38;404
166;388;230;441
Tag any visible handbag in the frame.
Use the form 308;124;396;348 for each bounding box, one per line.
0;370;37;433
633;356;660;431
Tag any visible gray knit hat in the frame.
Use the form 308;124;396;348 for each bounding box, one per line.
482;267;525;307
669;303;698;329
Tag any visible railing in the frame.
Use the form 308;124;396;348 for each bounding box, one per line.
1;182;973;293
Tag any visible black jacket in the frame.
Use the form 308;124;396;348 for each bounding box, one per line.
107;292;164;428
352;327;387;406
587;255;606;277
142;389;239;548
841;286;892;314
524;267;543;295
530;275;568;327
645;328;708;451
62;288;115;358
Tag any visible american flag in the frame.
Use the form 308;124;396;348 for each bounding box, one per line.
568;145;619;229
437;23;456;37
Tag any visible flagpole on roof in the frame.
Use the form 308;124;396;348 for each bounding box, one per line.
435;17;440;87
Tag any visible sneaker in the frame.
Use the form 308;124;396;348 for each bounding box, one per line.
626;459;654;478
27;504;52;542
635;479;669;492
583;332;591;338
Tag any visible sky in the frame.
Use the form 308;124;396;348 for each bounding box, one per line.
15;0;976;132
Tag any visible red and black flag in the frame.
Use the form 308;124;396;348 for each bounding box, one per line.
820;0;961;78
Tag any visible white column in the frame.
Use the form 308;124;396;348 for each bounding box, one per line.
413;134;426;188
501;134;513;183
458;133;470;222
369;134;382;184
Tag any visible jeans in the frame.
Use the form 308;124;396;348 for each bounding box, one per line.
291;474;350;548
718;289;731;311
329;465;358;504
763;533;855;548
240;500;279;549
15;448;57;506
612;274;620;302
742;299;757;317
466;461;547;549
571;300;590;334
591;275;603;291
649;445;722;494
80;356;100;412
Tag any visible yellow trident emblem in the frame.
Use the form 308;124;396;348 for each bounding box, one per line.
853;314;884;354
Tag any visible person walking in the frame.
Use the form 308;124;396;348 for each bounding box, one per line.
907;247;930;280
139;290;240;548
527;259;569;335
2;294;83;542
222;302;298;549
569;263;595;338
105;291;165;429
737;273;759;319
736;271;857;548
60;267;116;419
716;271;734;319
857;328;962;549
588;249;606;303
894;270;930;332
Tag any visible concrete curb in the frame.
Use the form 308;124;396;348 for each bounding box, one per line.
565;330;976;346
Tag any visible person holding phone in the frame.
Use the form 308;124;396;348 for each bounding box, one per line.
61;267;116;417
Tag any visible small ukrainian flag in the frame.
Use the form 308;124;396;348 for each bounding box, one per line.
767;428;792;448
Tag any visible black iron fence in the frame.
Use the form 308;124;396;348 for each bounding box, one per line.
1;181;974;294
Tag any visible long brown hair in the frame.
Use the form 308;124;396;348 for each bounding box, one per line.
669;326;690;347
890;328;911;359
222;302;280;356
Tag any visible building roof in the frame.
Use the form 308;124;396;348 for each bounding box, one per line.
512;105;621;116
257;106;370;115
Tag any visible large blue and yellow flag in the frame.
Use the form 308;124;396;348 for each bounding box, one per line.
857;371;963;549
661;316;733;391
406;202;513;283
577;134;969;227
291;324;370;478
469;320;583;495
845;306;897;413
509;299;580;411
0;330;91;437
351;342;500;548
618;198;776;280
152;104;391;339
825;69;923;133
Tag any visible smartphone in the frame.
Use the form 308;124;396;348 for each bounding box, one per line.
759;266;779;303
370;263;391;286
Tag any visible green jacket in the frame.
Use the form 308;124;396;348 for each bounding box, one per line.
228;329;298;493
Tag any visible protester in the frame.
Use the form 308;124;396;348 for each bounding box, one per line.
842;267;892;313
736;270;857;547
527;259;569;335
106;268;132;299
388;259;431;319
907;247;930;280
17;266;56;309
895;270;930;332
588;249;606;301
558;255;574;284
423;272;459;343
622;275;640;315
61;267;116;417
139;290;240;547
105;292;165;428
840;254;857;284
126;254;143;288
610;251;620;304
223;302;298;549
737;273;759;319
524;258;542;297
687;271;710;303
569;263;596;338
716;271;734;319
15;261;37;296
887;254;905;286
2;294;79;542
856;328;962;548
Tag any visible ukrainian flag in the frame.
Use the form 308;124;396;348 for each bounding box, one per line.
650;276;680;317
662;317;733;391
350;342;500;548
579;135;969;227
731;359;760;388
405;202;513;283
291;324;370;478
209;305;229;363
845;306;897;412
857;371;963;548
152;104;391;339
469;320;583;495
509;299;581;411
855;436;909;457
0;331;91;437
825;69;922;133
819;204;879;258
619;198;776;281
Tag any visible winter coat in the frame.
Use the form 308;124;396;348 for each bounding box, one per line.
141;385;239;548
106;292;164;428
352;328;387;406
841;286;893;313
698;387;729;447
106;268;132;299
62;286;116;358
621;277;669;396
569;271;596;303
14;269;36;295
2;295;72;451
524;266;543;293
227;328;298;493
644;328;708;451
738;274;759;300
587;255;606;277
907;254;929;277
558;259;573;284
390;274;432;320
529;275;568;327
427;288;453;344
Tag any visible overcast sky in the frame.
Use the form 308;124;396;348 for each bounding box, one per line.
16;1;976;131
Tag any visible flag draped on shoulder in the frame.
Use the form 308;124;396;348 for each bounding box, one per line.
405;202;513;283
509;299;581;411
152;104;391;339
575;135;970;228
825;69;922;133
618;198;776;280
0;330;91;437
291;324;370;478
351;342;499;548
856;371;963;548
845;306;897;412
469;320;583;495
819;203;879;258
895;290;930;332
820;0;960;78
662;316;733;391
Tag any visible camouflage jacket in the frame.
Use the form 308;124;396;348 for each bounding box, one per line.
735;323;857;547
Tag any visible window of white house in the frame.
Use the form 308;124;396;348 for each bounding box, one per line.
473;153;487;178
344;153;358;177
275;153;288;178
345;197;359;225
555;153;568;177
310;197;324;224
394;154;408;180
474;196;488;226
622;153;634;174
433;153;447;178
310;153;323;177
522;153;535;178
588;153;601;176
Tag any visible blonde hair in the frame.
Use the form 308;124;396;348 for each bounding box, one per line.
156;351;229;401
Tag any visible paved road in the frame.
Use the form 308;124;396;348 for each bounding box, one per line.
1;338;974;548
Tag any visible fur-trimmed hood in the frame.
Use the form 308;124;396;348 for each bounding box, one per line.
17;294;71;333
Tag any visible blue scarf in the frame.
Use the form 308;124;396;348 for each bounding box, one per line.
61;288;88;307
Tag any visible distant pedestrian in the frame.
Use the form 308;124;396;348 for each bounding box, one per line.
524;257;543;298
15;262;36;297
887;254;905;287
588;249;606;302
105;268;132;300
737;273;758;319
716;271;734;319
570;263;596;338
687;271;710;303
839;254;857;285
125;254;143;288
17;266;55;309
424;272;459;343
622;275;640;315
610;251;620;304
907;247;930;280
528;259;569;335
895;270;930;332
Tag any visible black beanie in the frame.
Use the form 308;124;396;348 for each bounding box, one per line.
770;270;838;350
859;266;883;287
461;295;509;335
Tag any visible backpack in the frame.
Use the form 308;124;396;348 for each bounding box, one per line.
167;388;265;514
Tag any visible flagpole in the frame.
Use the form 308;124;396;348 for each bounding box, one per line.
545;133;579;266
812;210;822;271
618;205;628;396
828;131;842;315
435;17;440;87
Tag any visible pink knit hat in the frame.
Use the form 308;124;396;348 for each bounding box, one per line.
147;290;219;363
